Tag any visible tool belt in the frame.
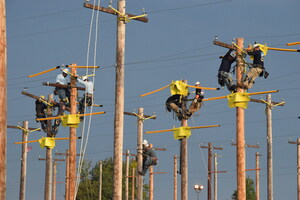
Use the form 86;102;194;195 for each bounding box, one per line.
252;64;264;69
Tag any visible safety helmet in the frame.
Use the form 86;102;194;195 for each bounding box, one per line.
195;81;200;85
253;44;260;49
82;76;88;81
62;68;69;74
40;95;45;99
142;139;149;147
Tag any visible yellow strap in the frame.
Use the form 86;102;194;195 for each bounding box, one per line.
28;66;60;78
140;84;171;97
108;5;146;21
16;125;41;133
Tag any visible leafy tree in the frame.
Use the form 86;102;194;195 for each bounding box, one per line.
76;157;149;200
231;176;256;200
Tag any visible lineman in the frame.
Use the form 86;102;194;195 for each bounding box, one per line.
244;44;268;89
35;96;48;132
51;102;66;137
139;140;158;176
217;49;236;92
187;81;204;118
55;68;70;106
165;94;184;121
76;76;94;119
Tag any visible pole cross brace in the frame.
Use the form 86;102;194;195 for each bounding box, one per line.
17;125;41;134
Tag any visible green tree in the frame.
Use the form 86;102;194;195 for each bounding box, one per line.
231;176;256;200
76;157;149;200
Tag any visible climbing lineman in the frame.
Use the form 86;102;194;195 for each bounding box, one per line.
139;140;158;176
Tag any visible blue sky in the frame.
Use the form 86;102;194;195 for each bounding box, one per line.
6;0;300;199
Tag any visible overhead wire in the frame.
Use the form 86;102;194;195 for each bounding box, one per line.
76;0;101;196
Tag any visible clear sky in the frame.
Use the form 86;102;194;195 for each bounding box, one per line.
6;0;300;199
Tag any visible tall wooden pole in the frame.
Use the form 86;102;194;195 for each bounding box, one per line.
207;143;212;200
131;158;135;200
52;161;57;200
125;151;129;200
98;161;103;200
174;155;177;200
213;153;218;200
200;143;223;200
19;121;28;200
149;166;154;200
137;108;144;200
180;80;188;200
236;38;246;200
113;0;126;199
0;0;6;198
69;66;77;200
45;94;54;200
255;152;261;200
266;94;273;200
65;149;69;200
295;138;300;200
288;138;300;200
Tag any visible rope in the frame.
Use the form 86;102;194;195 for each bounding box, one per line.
75;0;101;197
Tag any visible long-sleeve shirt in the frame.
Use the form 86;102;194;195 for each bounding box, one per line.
56;74;69;85
218;49;236;72
77;78;94;95
247;49;264;67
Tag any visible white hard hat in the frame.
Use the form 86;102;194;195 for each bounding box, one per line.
142;139;149;147
82;76;88;81
195;81;200;85
62;68;69;74
253;44;260;49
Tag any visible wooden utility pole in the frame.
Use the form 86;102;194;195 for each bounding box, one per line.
83;2;148;199
180;79;188;200
8;123;41;200
137;108;144;200
288;138;300;200
131;158;135;200
0;0;6;198
235;38;246;200
39;158;65;200
20;121;28;200
52;161;57;200
45;94;54;200
250;95;284;200
124;108;156;200
255;152;261;200
55;150;81;200
149;166;153;200
99;160;103;200
200;143;223;200
69;66;77;200
174;155;177;200
266;94;273;200
125;151;129;200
